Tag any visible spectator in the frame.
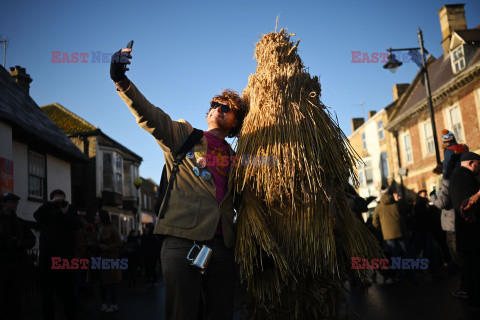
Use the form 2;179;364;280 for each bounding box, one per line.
95;210;122;313
413;190;442;272
430;178;466;298
34;189;81;320
141;223;162;285
0;193;36;320
125;229;141;288
74;209;95;316
449;151;480;311
441;129;468;180
345;184;375;224
373;186;415;282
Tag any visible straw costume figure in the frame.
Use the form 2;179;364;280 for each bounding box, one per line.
234;29;381;319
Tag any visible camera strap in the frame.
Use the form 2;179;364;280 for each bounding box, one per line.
156;128;204;219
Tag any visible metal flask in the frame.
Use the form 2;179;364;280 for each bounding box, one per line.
187;243;213;274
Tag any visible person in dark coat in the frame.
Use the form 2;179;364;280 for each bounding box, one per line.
125;229;141;288
413;190;442;272
449;151;480;311
141;222;162;285
33;189;81;320
0;193;36;320
441;129;468;180
345;184;375;224
95;210;122;313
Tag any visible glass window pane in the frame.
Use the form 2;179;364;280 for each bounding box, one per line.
424;122;432;138
116;155;122;174
365;168;373;183
450;107;460;124
28;151;45;198
381;152;389;178
359;172;365;186
116;173;123;193
103;153;113;190
124;163;132;197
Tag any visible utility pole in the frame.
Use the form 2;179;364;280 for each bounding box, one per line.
418;28;441;165
383;28;441;165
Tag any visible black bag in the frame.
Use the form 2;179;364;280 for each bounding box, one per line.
154;128;204;219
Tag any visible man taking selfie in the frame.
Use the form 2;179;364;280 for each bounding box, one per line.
110;42;248;320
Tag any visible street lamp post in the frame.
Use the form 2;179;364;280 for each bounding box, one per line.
383;27;441;165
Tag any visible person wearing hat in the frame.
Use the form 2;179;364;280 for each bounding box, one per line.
0;193;36;320
441;129;468;180
33;189;82;320
449;151;480;311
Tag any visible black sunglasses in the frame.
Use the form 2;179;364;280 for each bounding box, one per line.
210;101;231;113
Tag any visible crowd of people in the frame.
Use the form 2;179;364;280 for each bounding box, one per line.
0;189;163;320
356;130;480;312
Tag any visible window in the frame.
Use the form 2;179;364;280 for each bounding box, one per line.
378;121;385;140
28;151;46;199
362;132;367;150
423;122;435;156
357;162;365;186
103;152;113;190
115;154;123;194
380;152;389;179
448;105;464;142
103;151;123;193
364;160;373;184
403;133;413;163
357;159;373;186
451;45;465;73
133;166;139;179
123;162;133;197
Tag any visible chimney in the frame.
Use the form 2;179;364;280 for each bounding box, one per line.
438;4;467;57
351;117;365;132
9;66;33;94
392;83;409;101
368;111;376;119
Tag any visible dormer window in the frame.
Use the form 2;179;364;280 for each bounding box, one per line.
451;45;465;73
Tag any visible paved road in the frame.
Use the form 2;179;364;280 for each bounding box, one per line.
25;272;479;320
347;273;477;320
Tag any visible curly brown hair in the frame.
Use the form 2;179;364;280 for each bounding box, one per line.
209;89;248;138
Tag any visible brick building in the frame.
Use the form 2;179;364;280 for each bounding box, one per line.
385;4;480;196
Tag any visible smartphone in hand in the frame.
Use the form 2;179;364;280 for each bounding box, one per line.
127;40;134;49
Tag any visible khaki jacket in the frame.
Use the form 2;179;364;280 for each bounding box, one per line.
97;225;122;285
373;194;406;241
117;82;238;249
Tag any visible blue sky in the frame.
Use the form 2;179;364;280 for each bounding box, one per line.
2;0;480;182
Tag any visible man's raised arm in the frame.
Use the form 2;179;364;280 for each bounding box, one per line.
110;44;192;153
